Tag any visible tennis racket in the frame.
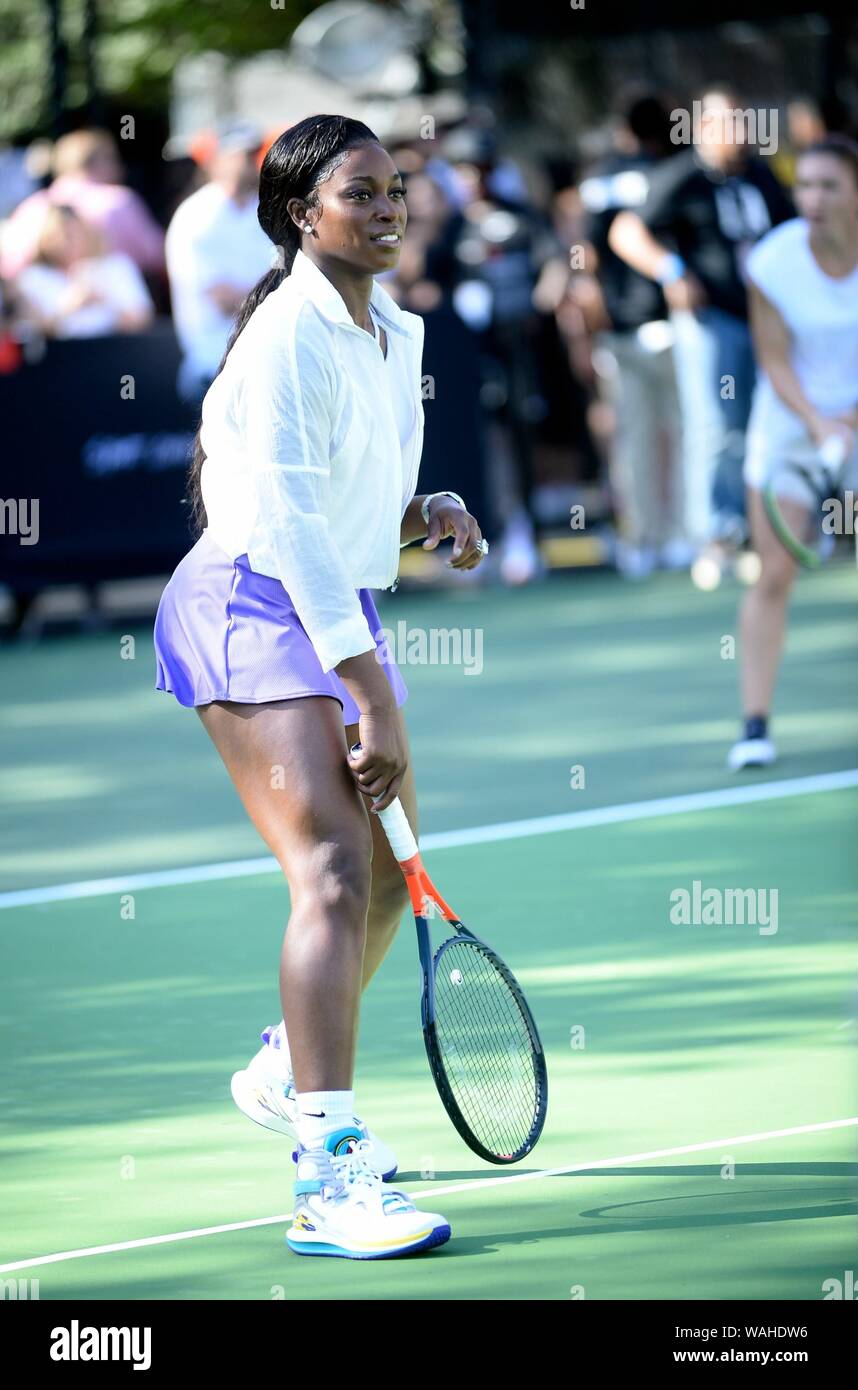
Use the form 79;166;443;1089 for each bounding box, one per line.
763;436;850;568
349;743;547;1164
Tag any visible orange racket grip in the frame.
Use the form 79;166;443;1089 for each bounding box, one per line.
348;744;459;921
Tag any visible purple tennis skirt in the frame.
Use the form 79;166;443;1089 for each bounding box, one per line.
154;529;408;724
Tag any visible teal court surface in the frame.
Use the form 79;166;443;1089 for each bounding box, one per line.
1;564;856;1299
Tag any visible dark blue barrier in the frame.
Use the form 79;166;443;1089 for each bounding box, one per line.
0;310;490;594
1;323;198;590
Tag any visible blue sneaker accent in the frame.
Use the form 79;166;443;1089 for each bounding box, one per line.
381;1191;413;1215
294;1178;323;1197
285;1224;452;1260
321;1126;363;1159
291;1126;397;1180
292;1127;361;1189
291;1136;395;1180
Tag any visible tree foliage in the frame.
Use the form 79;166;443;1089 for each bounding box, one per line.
0;0;319;140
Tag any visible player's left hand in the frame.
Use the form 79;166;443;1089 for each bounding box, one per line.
422;499;487;571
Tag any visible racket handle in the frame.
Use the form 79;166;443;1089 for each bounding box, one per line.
348;743;419;861
374;798;419;861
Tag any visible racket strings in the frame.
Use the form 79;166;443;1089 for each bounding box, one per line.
432;938;541;1157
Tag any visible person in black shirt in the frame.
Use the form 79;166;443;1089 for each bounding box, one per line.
442;126;567;583
610;87;793;581
580;94;688;577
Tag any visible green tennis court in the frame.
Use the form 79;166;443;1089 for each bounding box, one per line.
2;564;856;1300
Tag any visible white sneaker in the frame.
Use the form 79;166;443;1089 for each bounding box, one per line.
658;538;696;571
230;1026;399;1180
287;1132;451;1260
615;541;657;580
727;736;777;771
499;515;543;585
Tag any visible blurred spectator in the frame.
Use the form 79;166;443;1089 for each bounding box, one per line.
0;143;40;219
0;129;165;280
382;169;464;313
771;98;828;188
442;125;566;583
0;275;24;372
549;179;607;386
389;120;471;213
580;94;689;578
379;167;492;556
609;86;793;581
14;204;154;338
165;122;274;403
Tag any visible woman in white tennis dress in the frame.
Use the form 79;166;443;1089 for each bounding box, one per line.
729;136;858;770
154;115;488;1258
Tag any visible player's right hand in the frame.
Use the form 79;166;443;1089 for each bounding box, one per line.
348;716;408;812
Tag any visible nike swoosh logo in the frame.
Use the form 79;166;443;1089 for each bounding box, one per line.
301;1111;326;1118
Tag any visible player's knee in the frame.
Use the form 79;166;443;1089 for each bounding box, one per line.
306;834;373;921
757;554;795;601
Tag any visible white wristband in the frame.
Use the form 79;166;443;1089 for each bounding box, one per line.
421;491;466;525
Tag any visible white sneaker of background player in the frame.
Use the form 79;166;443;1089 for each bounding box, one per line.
727;736;777;771
499;514;543;585
658;538;697;571
615;541;657;580
230;1023;399;1180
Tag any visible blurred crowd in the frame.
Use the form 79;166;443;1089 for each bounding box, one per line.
0;89;844;586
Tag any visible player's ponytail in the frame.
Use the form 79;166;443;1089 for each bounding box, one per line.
185;113;378;536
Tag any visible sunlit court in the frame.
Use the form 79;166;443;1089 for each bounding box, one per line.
2;568;855;1300
1;0;857;1349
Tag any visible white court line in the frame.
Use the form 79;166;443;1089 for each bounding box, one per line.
0;1116;855;1275
2;767;857;911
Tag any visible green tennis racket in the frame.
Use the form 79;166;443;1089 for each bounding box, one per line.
763;436;850;568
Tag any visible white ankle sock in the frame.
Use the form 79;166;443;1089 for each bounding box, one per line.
295;1090;355;1151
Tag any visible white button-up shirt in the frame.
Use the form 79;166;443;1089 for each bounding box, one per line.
199;248;425;673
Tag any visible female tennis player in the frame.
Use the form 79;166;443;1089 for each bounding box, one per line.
154;115;488;1258
728;136;858;770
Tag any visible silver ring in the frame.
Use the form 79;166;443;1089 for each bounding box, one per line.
475;538;489;555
